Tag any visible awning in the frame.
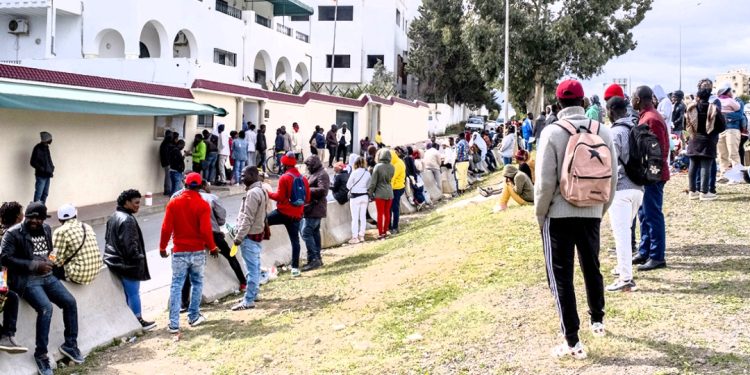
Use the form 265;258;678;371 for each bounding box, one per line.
0;80;227;117
264;0;314;16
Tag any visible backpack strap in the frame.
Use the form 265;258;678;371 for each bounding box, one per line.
589;120;601;135
554;120;577;135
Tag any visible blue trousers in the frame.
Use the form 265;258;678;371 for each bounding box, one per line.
692;159;717;194
638;182;666;262
301;218;322;261
240;239;262;305
390;188;405;230
33;176;51;204
120;277;142;318
22;275;78;357
169;252;205;329
169;170;184;195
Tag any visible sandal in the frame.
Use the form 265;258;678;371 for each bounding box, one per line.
591;322;605;337
551;341;587;360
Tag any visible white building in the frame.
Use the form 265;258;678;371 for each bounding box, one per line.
715;69;750;97
297;0;420;96
0;0;314;91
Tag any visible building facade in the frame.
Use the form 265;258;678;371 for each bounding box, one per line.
715;69;750;97
299;0;420;97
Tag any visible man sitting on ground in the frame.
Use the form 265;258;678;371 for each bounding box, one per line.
493;165;534;212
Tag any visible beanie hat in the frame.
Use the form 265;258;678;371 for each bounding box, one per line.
40;131;52;142
603;84;625;100
503;164;518;179
281;151;297;167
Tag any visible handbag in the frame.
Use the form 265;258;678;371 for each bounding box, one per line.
52;223;87;281
347;170;367;199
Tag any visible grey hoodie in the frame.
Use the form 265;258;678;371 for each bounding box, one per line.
368;149;395;200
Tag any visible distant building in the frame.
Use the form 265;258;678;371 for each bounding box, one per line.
715;69;750;97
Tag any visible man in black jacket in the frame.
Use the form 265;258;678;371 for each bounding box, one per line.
0;202;83;375
30;132;55;204
104;189;156;331
301;155;330;272
159;130;174;196
325;124;338;168
256;124;267;171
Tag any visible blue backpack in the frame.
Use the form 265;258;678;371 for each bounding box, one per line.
315;133;325;149
288;173;307;206
726;99;746;130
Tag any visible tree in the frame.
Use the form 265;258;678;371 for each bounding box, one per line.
465;0;652;115
369;60;396;96
407;0;490;106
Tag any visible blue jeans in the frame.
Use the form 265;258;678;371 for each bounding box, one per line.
1;290;19;337
169;170;184;195
22;275;78;357
240;239;262;305
34;176;51;204
390;188;405;230
234;160;247;184
502;157;513;165
267;209;302;268
120;277;142;318
693;159;717;194
301;218;322;262
204;152;218;183
169;252;206;329
638;182;666;262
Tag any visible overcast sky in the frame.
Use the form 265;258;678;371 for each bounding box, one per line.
580;0;750;98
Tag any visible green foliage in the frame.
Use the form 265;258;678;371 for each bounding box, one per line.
465;0;653;113
738;94;750;103
407;0;490;106
369;60;396;94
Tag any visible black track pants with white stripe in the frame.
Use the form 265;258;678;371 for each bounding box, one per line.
542;217;605;347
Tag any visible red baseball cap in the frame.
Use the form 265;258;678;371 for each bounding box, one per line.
185;172;202;188
603;84;625;100
556;79;585;99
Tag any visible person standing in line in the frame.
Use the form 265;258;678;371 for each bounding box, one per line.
685;88;725;201
716;84;743;181
228;130;238;182
51;204;102;285
190;133;206;174
292;122;303;161
281;126;293;154
266;152;310;277
654;85;673;130
605;96;644;292
534;111;547;144
232;131;249;186
274;128;286;168
347;157;371;244
104;190;157;331
631;86;671;271
455;135;471;191
309;125;321;155
203;131;219;184
423;143;443;188
231;166;268;311
521;113;534;151
214;124;230;185
301;155;329;272
256;124;268;171
368;149;395;239
0;201;29;354
0;202;84;374
337;123;351;162
325;124;339;168
159;173;218;334
535;79;617;360
585;95;604;123
159;129;174;195
389;148;407;234
168;140;186;195
30;131;55;204
246;124;258;173
500;125;516;165
671;91;686;140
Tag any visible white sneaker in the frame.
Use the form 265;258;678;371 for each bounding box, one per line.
359;236;366;242
348;238;360;245
188;314;206;327
700;192;718;201
291;268;301;277
590;322;606;337
551;341;587;360
688;191;700;200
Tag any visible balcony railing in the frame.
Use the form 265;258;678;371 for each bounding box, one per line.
295;31;309;43
215;1;241;19
255;14;272;28
276;23;292;37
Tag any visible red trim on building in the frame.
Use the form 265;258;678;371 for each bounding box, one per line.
0;64;194;99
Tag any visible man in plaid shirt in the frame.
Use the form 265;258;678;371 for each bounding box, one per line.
52;204;102;284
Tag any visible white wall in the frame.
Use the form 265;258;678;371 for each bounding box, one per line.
0;14;47;61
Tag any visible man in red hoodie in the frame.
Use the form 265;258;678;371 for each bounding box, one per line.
267;151;310;277
159;172;218;334
631;86;670;272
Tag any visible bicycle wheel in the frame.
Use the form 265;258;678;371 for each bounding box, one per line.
265;156;277;175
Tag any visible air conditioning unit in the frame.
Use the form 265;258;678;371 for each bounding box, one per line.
8;19;29;34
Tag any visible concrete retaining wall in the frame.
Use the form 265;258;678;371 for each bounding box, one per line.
421;171;444;203
442;168;457;195
321;201;353;248
1;269;142;375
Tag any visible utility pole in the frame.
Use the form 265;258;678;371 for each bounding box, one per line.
503;0;510;122
679;24;682;90
329;0;338;94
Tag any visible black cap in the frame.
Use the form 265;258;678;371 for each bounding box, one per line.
25;202;50;219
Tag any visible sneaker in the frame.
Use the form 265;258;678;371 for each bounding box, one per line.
239;283;247;292
591;322;606;337
138;318;157;332
700;192;718;201
59;345;85;364
606;279;637;292
0;335;28;354
348;238;360;245
359;236;365;242
231;301;256;311
551;341;587;360
180;306;188;314
167;325;180;334
35;355;53;375
688;191;700;200
188;314;207;327
291;268;301;277
717;177;729;184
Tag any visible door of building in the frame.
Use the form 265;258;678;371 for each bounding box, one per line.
335;110;356;153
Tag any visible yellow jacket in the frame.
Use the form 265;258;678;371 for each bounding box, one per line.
390;150;406;190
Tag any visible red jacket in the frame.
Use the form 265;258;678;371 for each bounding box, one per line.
268;167;310;220
160;190;217;253
639;107;671;182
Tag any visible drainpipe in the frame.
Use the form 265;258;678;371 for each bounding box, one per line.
45;0;57;57
79;1;84;58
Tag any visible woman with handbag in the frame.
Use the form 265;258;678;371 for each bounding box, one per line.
347;157;371;244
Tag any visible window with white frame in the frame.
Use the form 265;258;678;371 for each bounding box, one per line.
213;48;237;67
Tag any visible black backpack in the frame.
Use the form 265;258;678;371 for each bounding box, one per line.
615;123;663;186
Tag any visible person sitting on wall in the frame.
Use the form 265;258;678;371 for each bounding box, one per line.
51;203;102;285
331;162;351;205
0;201;29;355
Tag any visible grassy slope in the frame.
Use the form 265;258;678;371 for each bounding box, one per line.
65;174;750;375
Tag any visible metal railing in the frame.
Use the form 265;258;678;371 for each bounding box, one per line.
276;23;292;37
255;14;272;28
215;1;241;19
295;31;309;43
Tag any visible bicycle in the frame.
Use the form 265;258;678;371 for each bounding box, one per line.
264;148;285;176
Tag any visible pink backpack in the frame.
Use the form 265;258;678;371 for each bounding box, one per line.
555;120;612;207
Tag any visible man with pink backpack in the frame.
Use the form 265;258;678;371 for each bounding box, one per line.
535;79;618;360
